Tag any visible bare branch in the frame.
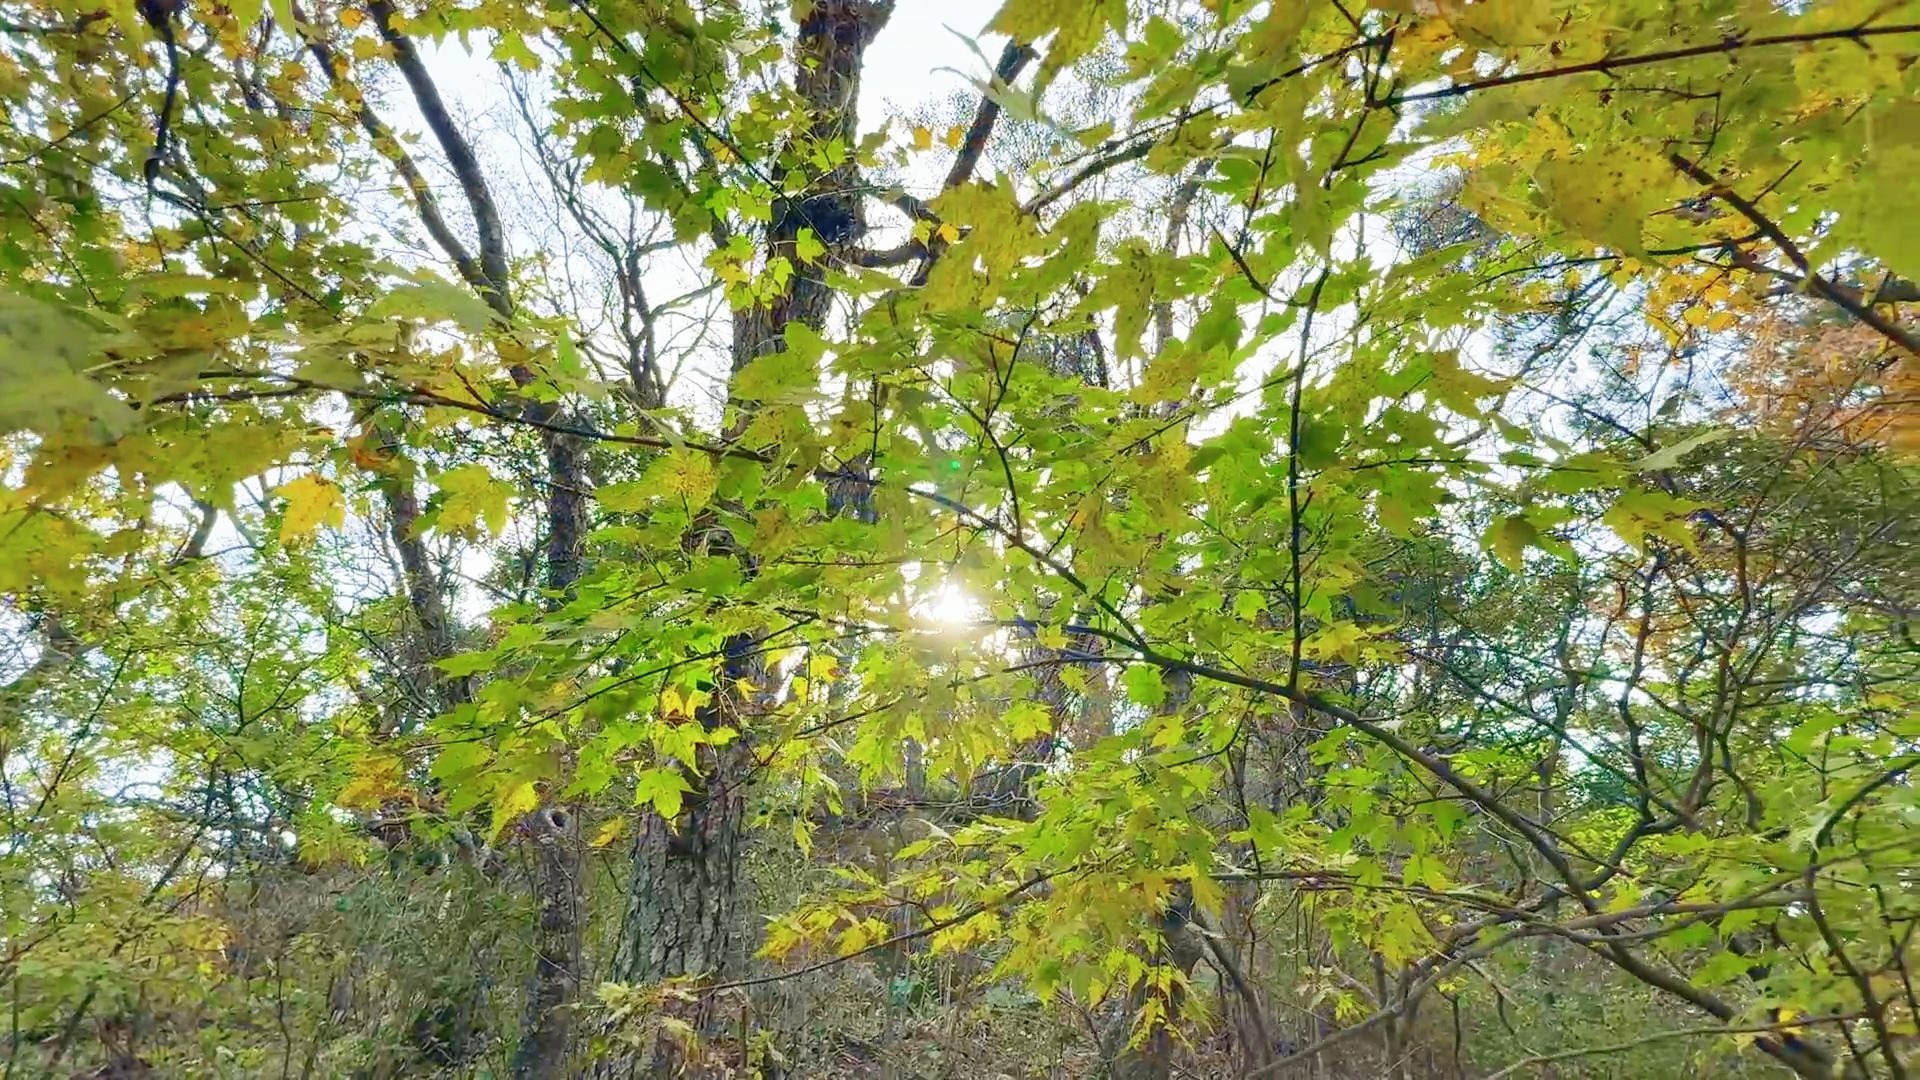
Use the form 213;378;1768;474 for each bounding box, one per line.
365;0;512;315
1022;137;1153;217
942;40;1036;192
291;5;491;301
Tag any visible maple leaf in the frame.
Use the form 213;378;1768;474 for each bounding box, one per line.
276;474;346;543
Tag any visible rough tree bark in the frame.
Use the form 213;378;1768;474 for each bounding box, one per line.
610;0;896;1030
605;7;1049;1070
309;5;595;1073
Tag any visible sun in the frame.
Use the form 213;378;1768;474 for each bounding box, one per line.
920;580;980;628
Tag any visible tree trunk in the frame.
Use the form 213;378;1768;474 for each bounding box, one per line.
316;5;597;1070
613;745;747;985
514;807;584;1079
608;0;895;1057
512;425;590;1079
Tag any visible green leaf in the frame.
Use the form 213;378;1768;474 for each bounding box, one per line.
368;282;499;332
0;290;137;438
1534;148;1664;257
635;766;694;819
1007;700;1053;741
1428;350;1511;415
1602;488;1699;554
1483;514;1537;573
794;227;826;265
438;650;499;678
1123;665;1167;709
431;463;513;537
1631;428;1730;472
1231;591;1267;619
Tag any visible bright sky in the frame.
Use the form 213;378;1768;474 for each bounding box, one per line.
376;3;1011;407
858;3;1003;126
406;3;1008;177
386;5;1008;619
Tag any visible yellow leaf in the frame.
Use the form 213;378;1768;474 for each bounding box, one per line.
656;1016;697;1047
337;755;404;810
935;221;961;244
277;473;345;542
489;780;540;842
1534;147;1664;256
912;125;933;150
1187;864;1224;916
988;0;1121;74
589;817;628;848
1483;514;1536;573
649;447;716;507
339;6;363;27
432;463;511;536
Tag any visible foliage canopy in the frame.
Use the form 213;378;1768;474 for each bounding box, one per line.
2;0;1917;1075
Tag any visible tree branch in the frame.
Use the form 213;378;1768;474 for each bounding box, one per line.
1385;23;1920;107
292;6;490;301
943;40;1035;192
365;0;512;315
1669;151;1919;356
851;41;1033;276
1481;1015;1862;1080
1022;137;1153;216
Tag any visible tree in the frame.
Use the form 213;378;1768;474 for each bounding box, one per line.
3;0;1917;1076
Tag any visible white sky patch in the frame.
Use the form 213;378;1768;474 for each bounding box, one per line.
318;10;1004;619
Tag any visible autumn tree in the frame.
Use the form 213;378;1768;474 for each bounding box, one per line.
3;0;1918;1076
